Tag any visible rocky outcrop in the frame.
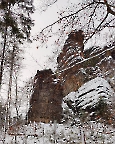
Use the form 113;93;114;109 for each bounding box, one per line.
28;69;63;123
62;77;114;124
57;34;115;96
56;30;86;96
27;30;115;123
27;30;86;123
57;30;84;72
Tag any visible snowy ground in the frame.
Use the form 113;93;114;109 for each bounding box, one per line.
1;77;115;144
0;121;115;144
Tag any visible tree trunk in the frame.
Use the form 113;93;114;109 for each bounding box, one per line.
0;26;7;88
15;75;19;119
7;45;15;127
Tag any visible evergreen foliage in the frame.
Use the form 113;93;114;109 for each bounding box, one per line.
0;0;34;41
0;0;34;86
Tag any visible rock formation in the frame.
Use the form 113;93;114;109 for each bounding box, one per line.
57;30;84;72
28;69;63;123
27;30;115;123
56;30;86;96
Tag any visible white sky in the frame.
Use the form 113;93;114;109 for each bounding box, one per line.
21;0;74;82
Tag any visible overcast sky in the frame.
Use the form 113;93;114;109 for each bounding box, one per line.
21;0;72;82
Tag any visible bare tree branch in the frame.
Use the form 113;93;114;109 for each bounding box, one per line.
94;0;115;16
104;0;115;16
34;0;115;51
47;0;58;7
84;12;109;44
39;2;95;34
87;3;99;33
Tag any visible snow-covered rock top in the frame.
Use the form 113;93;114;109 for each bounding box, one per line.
63;77;114;109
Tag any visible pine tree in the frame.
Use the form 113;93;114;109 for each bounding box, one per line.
0;0;34;87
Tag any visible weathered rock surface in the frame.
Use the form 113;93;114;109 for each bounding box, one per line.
27;30;115;123
28;69;63;123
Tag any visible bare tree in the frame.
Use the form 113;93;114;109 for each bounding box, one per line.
34;0;115;49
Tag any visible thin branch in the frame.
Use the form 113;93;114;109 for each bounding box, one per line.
87;3;99;33
39;2;95;34
94;0;115;8
47;0;58;7
84;12;109;44
107;25;115;28
104;0;115;16
94;0;115;16
98;17;115;30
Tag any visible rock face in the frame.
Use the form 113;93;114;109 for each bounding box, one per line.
62;77;114;124
57;30;84;72
28;30;85;123
28;69;63;123
27;30;115;123
56;33;115;96
56;30;85;96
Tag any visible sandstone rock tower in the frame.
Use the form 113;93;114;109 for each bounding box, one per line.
57;30;85;96
28;69;63;123
57;30;84;72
